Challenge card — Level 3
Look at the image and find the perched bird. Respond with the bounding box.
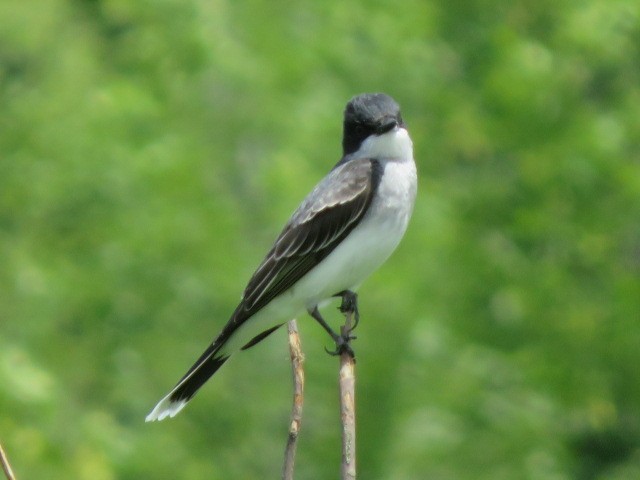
[146,93,417,421]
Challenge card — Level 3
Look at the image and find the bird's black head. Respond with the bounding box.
[342,93,404,156]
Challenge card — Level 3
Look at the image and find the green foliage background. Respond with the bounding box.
[1,0,639,478]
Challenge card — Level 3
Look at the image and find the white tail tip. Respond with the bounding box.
[145,397,188,422]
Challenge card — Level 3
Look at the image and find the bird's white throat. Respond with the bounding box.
[356,127,413,162]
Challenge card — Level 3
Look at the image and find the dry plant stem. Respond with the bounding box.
[282,319,305,480]
[339,312,356,480]
[0,443,16,480]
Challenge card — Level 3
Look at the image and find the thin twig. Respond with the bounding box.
[339,312,356,480]
[282,319,305,480]
[0,442,17,480]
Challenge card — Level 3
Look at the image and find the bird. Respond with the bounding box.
[146,92,417,421]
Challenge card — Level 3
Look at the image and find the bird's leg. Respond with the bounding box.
[308,306,355,358]
[335,290,360,331]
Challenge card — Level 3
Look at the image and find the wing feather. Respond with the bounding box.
[238,157,380,317]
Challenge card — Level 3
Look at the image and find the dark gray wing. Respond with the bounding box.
[234,157,382,321]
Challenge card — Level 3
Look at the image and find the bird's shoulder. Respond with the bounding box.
[288,156,382,227]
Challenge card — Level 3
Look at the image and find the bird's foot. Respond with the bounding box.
[324,330,357,358]
[309,304,357,359]
[336,290,360,330]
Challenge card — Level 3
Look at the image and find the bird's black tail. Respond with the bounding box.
[146,343,229,422]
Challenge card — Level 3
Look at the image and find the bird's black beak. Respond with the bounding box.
[376,117,398,135]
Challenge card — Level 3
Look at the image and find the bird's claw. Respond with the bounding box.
[324,332,357,358]
[338,290,360,330]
